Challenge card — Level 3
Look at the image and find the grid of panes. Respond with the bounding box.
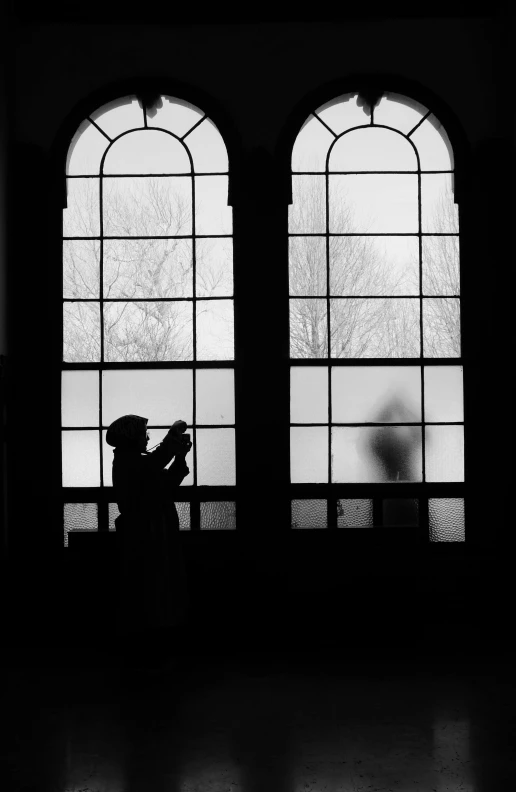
[289,93,464,540]
[62,96,236,542]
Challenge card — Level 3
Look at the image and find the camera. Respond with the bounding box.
[182,433,191,445]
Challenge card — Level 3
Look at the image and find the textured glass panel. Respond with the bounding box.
[424,366,463,422]
[315,94,367,135]
[63,178,100,237]
[289,175,326,234]
[410,115,453,171]
[196,238,233,297]
[423,298,461,358]
[429,498,465,542]
[200,502,236,530]
[67,120,109,175]
[176,502,191,531]
[103,130,191,174]
[291,115,334,172]
[102,369,193,426]
[329,175,418,234]
[330,235,419,296]
[103,238,193,299]
[290,298,327,358]
[184,119,228,173]
[104,427,194,487]
[196,369,234,425]
[62,371,99,427]
[196,300,234,360]
[382,499,419,527]
[291,499,327,529]
[337,499,373,528]
[330,298,420,358]
[62,430,100,487]
[63,302,101,363]
[329,128,417,172]
[421,174,458,233]
[108,502,120,531]
[146,96,204,137]
[289,236,327,297]
[63,240,100,299]
[195,176,232,235]
[90,96,144,138]
[422,235,460,296]
[332,426,423,483]
[196,428,235,485]
[104,301,193,362]
[332,367,421,423]
[64,503,98,547]
[291,367,328,423]
[103,177,192,237]
[290,427,328,483]
[374,94,428,135]
[425,425,464,482]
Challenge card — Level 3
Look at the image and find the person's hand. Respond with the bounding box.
[170,419,187,437]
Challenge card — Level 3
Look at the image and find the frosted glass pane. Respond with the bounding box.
[176,502,191,530]
[291,115,334,172]
[62,371,99,427]
[332,367,421,423]
[63,240,100,299]
[429,498,465,542]
[330,236,419,296]
[108,502,120,531]
[290,299,327,359]
[290,427,328,483]
[329,128,417,172]
[90,96,144,138]
[62,430,100,486]
[337,499,373,528]
[197,428,235,485]
[329,175,418,234]
[291,500,327,529]
[330,298,420,358]
[185,119,228,173]
[103,177,192,237]
[424,366,463,422]
[315,94,367,135]
[289,236,327,296]
[289,175,326,234]
[196,238,233,297]
[196,369,234,424]
[382,499,419,527]
[200,502,236,530]
[102,369,193,426]
[421,174,458,233]
[64,503,98,547]
[63,302,100,363]
[103,239,193,299]
[425,425,464,482]
[422,235,460,296]
[291,367,328,423]
[195,176,232,235]
[63,178,100,237]
[423,298,461,358]
[410,115,453,171]
[332,426,422,483]
[103,130,190,174]
[67,120,109,175]
[374,94,428,135]
[104,301,193,362]
[196,300,234,360]
[147,96,204,138]
[104,427,194,487]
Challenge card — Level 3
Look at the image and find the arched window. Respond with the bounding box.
[289,92,464,540]
[61,95,235,544]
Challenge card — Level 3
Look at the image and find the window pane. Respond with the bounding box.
[67,120,109,176]
[103,427,194,487]
[374,94,428,135]
[62,371,99,427]
[329,127,417,172]
[90,96,144,138]
[425,425,464,482]
[108,502,120,531]
[290,427,328,483]
[330,298,420,358]
[330,236,419,296]
[63,240,100,299]
[185,119,229,173]
[194,176,232,235]
[103,239,193,299]
[102,369,193,426]
[422,236,459,296]
[382,499,419,527]
[332,366,421,423]
[196,300,234,360]
[291,115,334,172]
[410,115,453,171]
[429,498,465,541]
[196,238,233,297]
[63,302,101,362]
[337,499,373,528]
[196,369,234,425]
[423,298,461,357]
[146,96,204,138]
[332,426,423,483]
[289,236,327,296]
[104,301,193,362]
[290,299,327,358]
[63,178,100,237]
[291,367,328,423]
[64,503,98,547]
[196,428,235,485]
[424,366,463,422]
[289,175,326,234]
[200,502,236,530]
[62,430,100,486]
[421,174,458,233]
[315,94,367,135]
[103,177,192,237]
[103,130,191,174]
[329,175,418,234]
[176,502,191,531]
[291,499,327,528]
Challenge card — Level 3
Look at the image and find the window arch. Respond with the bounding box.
[289,91,464,540]
[61,94,236,544]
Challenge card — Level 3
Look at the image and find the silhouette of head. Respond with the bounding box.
[106,414,149,452]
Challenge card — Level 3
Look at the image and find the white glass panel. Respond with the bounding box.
[290,427,328,483]
[424,366,463,422]
[330,235,419,296]
[330,298,420,358]
[332,426,423,483]
[291,115,334,172]
[63,240,100,299]
[63,178,100,237]
[291,367,328,423]
[421,173,458,233]
[184,119,228,172]
[329,127,417,172]
[103,130,191,174]
[62,371,99,427]
[429,498,465,542]
[63,302,100,363]
[64,503,98,546]
[67,120,109,175]
[90,96,144,139]
[103,177,192,237]
[291,499,327,529]
[196,428,235,485]
[423,298,461,358]
[196,369,234,424]
[196,238,233,297]
[147,96,204,138]
[425,425,464,482]
[103,239,193,299]
[195,176,232,235]
[102,369,193,426]
[410,115,453,171]
[62,430,100,486]
[290,298,327,358]
[104,301,193,362]
[374,93,428,135]
[315,94,367,135]
[329,175,418,234]
[196,300,234,360]
[289,175,326,234]
[103,427,194,487]
[289,236,326,296]
[332,367,421,423]
[422,235,460,296]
